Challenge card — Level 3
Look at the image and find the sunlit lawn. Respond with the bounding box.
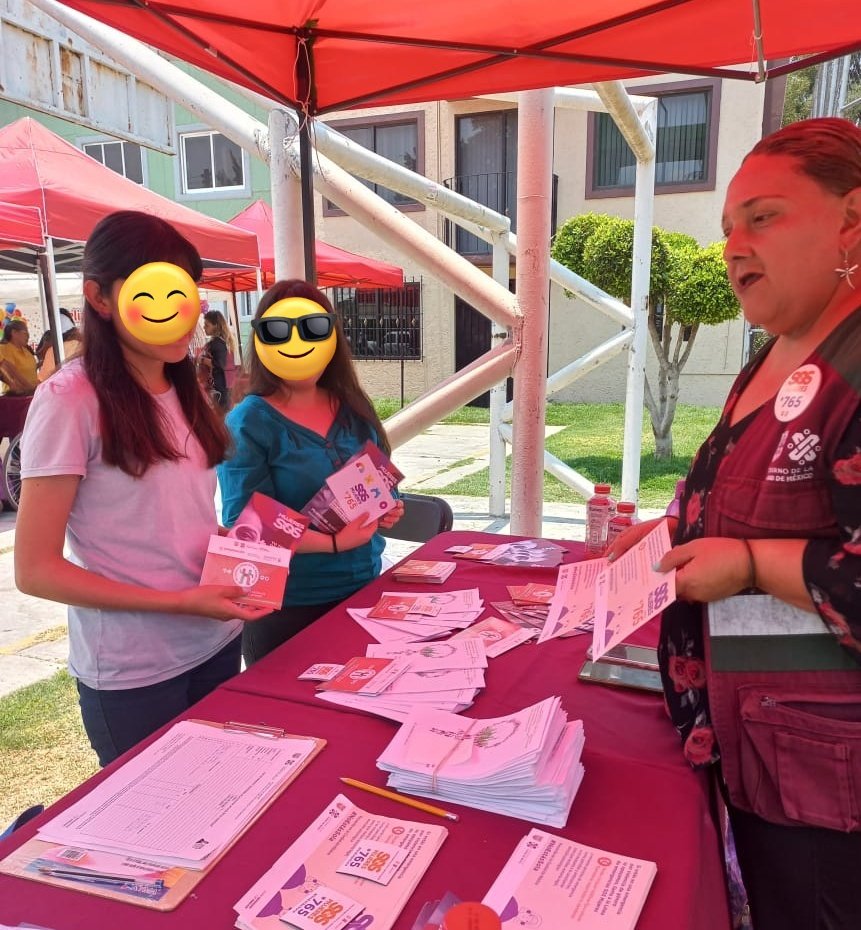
[378,401,718,508]
[0,671,98,829]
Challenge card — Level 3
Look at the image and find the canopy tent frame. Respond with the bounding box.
[32,0,660,531]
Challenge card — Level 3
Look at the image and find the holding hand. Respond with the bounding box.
[653,537,753,603]
[175,585,274,622]
[378,498,405,530]
[334,514,380,551]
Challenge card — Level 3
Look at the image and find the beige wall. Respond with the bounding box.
[314,77,766,407]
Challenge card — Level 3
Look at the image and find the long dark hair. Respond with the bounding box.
[81,210,229,476]
[242,279,390,455]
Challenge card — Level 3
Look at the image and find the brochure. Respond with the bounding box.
[592,521,675,661]
[201,492,309,608]
[391,560,457,584]
[303,441,403,532]
[483,829,656,929]
[200,536,292,609]
[228,492,310,550]
[233,795,447,930]
[537,560,607,644]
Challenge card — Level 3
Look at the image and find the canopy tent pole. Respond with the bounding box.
[269,108,305,280]
[488,236,510,518]
[229,281,243,358]
[620,97,657,504]
[39,238,65,366]
[510,88,554,537]
[296,34,317,285]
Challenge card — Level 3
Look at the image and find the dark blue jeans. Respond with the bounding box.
[76,635,242,767]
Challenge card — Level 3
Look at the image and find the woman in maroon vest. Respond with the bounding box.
[610,118,861,929]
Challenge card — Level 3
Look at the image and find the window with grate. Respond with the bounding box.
[82,140,144,183]
[331,281,422,360]
[588,80,721,197]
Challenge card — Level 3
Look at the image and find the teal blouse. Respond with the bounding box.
[218,394,385,607]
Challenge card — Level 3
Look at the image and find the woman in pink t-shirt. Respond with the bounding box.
[16,211,266,766]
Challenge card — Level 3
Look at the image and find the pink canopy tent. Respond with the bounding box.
[201,200,403,291]
[0,201,44,252]
[0,118,258,270]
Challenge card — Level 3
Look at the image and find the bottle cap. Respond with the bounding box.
[441,902,502,930]
[617,501,636,513]
[594,483,612,495]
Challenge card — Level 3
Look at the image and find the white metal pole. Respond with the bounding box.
[269,109,305,280]
[385,340,517,448]
[308,152,518,330]
[488,236,510,517]
[41,238,65,363]
[621,99,658,503]
[510,88,554,537]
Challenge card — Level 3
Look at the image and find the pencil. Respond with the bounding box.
[340,777,460,822]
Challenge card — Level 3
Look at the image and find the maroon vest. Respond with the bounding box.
[703,309,861,830]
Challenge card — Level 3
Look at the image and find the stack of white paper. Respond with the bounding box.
[317,639,488,723]
[348,588,485,643]
[34,721,320,870]
[376,697,585,828]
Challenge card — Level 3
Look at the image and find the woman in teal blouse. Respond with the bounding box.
[218,280,403,664]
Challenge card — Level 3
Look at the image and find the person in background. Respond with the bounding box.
[38,308,82,381]
[608,117,861,930]
[0,319,37,395]
[197,309,234,411]
[218,279,404,665]
[15,210,267,767]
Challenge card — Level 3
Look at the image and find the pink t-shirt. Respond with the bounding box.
[21,359,240,689]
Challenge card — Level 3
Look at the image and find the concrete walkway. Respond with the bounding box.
[0,423,660,697]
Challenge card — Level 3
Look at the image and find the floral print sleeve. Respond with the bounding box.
[803,404,861,657]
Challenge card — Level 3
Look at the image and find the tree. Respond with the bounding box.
[551,214,740,458]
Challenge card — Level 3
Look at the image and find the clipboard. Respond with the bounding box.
[0,718,326,911]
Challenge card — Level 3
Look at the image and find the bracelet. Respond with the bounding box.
[741,538,757,589]
[331,533,338,554]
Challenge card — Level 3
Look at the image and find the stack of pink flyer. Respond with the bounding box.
[314,639,488,723]
[347,588,485,643]
[376,696,584,827]
[483,829,656,929]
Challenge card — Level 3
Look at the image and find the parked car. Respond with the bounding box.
[382,331,414,357]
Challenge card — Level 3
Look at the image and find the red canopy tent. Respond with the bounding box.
[51,0,861,115]
[201,200,403,291]
[0,117,258,270]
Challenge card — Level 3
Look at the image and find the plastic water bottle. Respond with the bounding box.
[606,501,637,547]
[666,479,686,519]
[441,902,502,930]
[584,482,613,558]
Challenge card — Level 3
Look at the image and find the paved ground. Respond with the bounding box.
[0,423,661,698]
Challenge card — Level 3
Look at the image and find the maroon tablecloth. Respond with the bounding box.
[0,531,730,929]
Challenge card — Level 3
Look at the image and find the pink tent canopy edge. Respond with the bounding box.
[201,200,404,291]
[0,118,258,268]
[0,201,44,250]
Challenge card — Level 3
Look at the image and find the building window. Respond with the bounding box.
[587,79,721,197]
[180,130,245,192]
[82,140,144,183]
[331,281,422,360]
[324,113,424,213]
[447,110,518,256]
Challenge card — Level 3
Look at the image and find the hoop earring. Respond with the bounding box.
[835,250,858,290]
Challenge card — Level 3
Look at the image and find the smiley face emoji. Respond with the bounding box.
[117,262,201,345]
[252,297,337,382]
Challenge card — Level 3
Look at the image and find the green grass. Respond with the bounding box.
[375,401,719,508]
[0,671,98,827]
[376,398,492,424]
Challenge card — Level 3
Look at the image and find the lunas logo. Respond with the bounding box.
[233,562,260,587]
[787,430,821,464]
